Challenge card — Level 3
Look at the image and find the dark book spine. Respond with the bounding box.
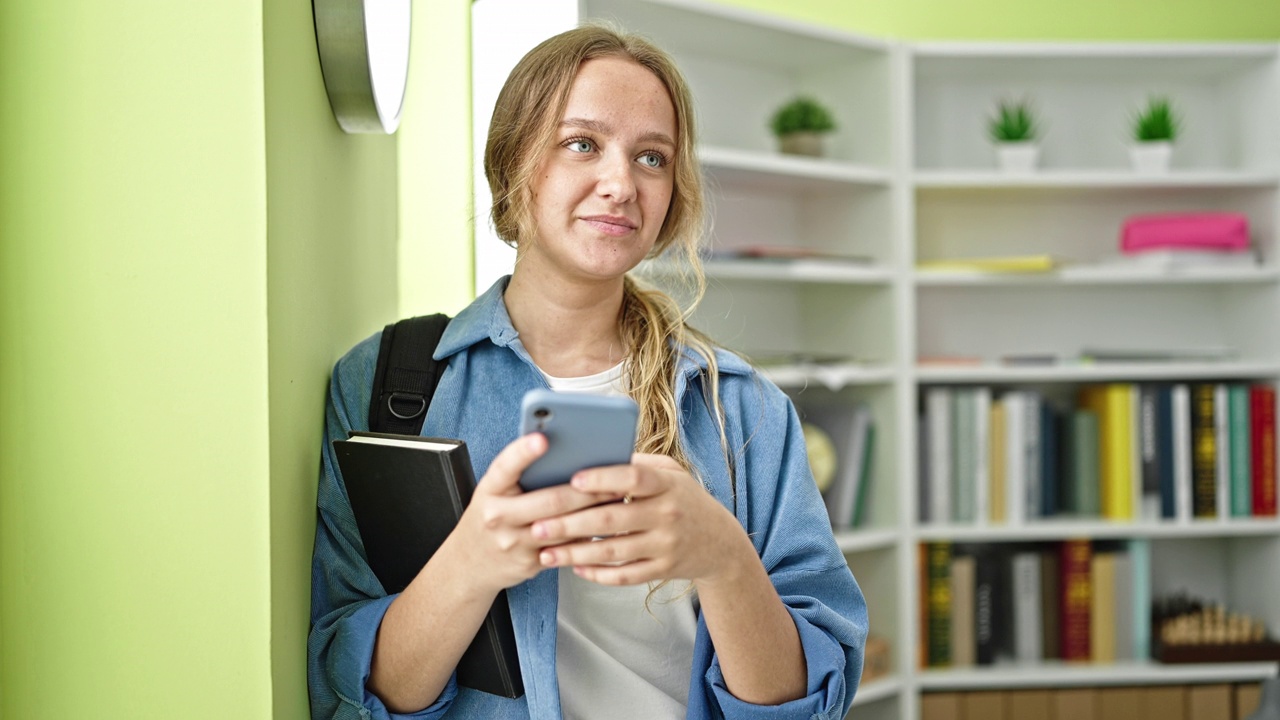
[1041,402,1060,517]
[1040,549,1061,660]
[1253,385,1277,516]
[1060,539,1092,662]
[1155,386,1176,519]
[1139,385,1161,518]
[927,542,953,667]
[1191,384,1218,518]
[974,547,997,666]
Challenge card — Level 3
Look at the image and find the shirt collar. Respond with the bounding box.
[434,274,752,379]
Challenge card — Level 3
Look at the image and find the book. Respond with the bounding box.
[1111,551,1134,661]
[1040,549,1061,660]
[1138,385,1164,520]
[1012,551,1043,663]
[1090,551,1117,663]
[951,390,977,524]
[1078,385,1135,520]
[1067,410,1101,518]
[989,400,1008,524]
[950,553,976,667]
[918,412,931,523]
[1130,539,1152,661]
[973,387,993,525]
[1060,539,1092,662]
[1191,384,1219,518]
[927,541,953,667]
[1215,384,1232,520]
[1252,384,1277,516]
[1172,384,1194,522]
[1040,400,1061,518]
[1024,392,1043,521]
[809,404,874,528]
[1004,392,1028,525]
[973,545,1008,665]
[926,388,953,524]
[1154,385,1177,520]
[1228,384,1253,517]
[916,254,1057,273]
[332,432,524,698]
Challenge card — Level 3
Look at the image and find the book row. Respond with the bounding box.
[802,403,875,530]
[918,382,1279,525]
[921,683,1266,720]
[920,539,1151,668]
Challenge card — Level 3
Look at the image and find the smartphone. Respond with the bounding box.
[517,388,639,492]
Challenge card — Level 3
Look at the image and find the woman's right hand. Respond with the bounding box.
[447,432,620,595]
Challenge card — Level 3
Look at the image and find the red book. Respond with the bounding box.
[1252,385,1277,516]
[1059,539,1092,662]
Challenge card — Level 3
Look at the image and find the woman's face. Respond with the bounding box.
[522,56,677,285]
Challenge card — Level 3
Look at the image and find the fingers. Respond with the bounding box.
[477,433,548,497]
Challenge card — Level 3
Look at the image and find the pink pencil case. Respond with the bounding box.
[1120,212,1251,253]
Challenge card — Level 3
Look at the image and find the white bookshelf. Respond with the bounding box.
[472,3,1280,719]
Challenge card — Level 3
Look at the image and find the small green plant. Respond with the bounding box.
[769,96,837,136]
[987,99,1039,142]
[1132,96,1180,142]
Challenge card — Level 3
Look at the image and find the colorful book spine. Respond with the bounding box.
[1040,401,1061,518]
[927,542,953,667]
[1229,383,1253,518]
[1040,549,1061,661]
[1068,410,1101,517]
[1191,384,1218,518]
[1253,384,1277,516]
[1130,539,1151,661]
[1060,539,1092,662]
[1078,384,1135,519]
[1154,385,1177,520]
[989,400,1008,523]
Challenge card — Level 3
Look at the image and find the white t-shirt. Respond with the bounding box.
[538,362,698,720]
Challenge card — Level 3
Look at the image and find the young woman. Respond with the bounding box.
[308,25,867,720]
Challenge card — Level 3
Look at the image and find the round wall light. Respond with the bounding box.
[313,0,411,134]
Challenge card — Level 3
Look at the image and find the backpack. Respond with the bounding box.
[367,313,451,435]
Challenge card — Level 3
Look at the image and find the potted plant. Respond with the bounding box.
[770,96,837,157]
[1130,96,1180,173]
[988,98,1041,172]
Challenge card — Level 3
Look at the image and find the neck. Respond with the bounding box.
[504,268,628,378]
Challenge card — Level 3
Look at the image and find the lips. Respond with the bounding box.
[581,214,637,236]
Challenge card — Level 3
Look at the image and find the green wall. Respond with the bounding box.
[0,1,273,717]
[720,0,1280,39]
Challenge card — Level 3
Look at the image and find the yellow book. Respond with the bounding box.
[989,400,1007,523]
[1078,384,1135,519]
[916,255,1057,273]
[1091,552,1117,663]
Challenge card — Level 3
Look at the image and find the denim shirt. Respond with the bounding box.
[308,277,868,720]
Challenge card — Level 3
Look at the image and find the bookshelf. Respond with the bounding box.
[471,2,1280,719]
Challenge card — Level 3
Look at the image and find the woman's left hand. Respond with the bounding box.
[529,453,752,587]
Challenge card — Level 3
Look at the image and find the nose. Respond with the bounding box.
[596,150,636,203]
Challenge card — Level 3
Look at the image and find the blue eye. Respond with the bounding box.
[566,139,594,153]
[639,151,666,168]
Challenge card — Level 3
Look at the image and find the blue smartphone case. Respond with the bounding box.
[518,389,639,491]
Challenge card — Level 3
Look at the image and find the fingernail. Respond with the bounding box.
[540,551,556,566]
[526,434,542,450]
[571,474,586,489]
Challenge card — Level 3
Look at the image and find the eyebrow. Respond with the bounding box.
[561,117,676,148]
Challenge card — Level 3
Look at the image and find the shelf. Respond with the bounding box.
[762,362,896,391]
[915,361,1280,384]
[913,170,1280,190]
[704,259,894,285]
[835,527,901,554]
[917,660,1279,690]
[851,675,902,707]
[915,518,1280,543]
[701,145,892,191]
[915,265,1280,287]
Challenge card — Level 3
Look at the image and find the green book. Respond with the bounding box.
[1229,384,1253,517]
[1069,410,1101,517]
[927,541,953,667]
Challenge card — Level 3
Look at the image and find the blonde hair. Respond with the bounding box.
[484,25,735,496]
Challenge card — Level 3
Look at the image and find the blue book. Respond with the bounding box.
[1040,401,1060,517]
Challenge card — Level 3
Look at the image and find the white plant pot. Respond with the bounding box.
[995,143,1040,173]
[1130,142,1173,173]
[778,131,825,157]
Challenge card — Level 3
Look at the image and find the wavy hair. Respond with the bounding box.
[484,25,736,517]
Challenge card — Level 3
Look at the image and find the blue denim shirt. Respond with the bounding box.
[308,277,868,720]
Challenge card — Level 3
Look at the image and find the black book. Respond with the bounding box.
[332,431,523,698]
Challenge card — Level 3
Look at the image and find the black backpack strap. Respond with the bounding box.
[368,313,451,436]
